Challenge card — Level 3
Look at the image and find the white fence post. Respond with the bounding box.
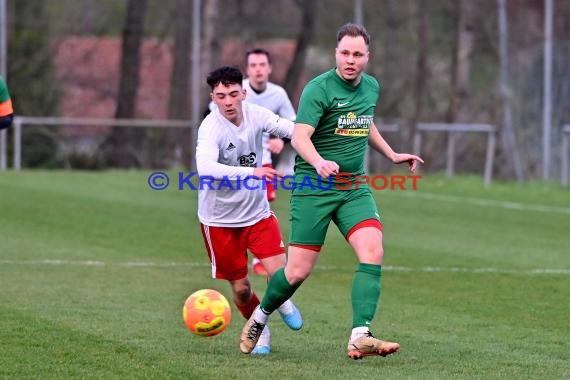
[446,132,457,178]
[484,131,496,188]
[562,125,570,186]
[10,116,196,170]
[0,127,5,170]
[13,116,21,170]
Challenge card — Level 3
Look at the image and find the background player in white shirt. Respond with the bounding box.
[243,48,297,276]
[196,66,302,355]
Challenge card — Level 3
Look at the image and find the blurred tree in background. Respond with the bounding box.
[4,0,570,179]
[8,0,59,116]
[7,0,61,168]
[103,0,148,168]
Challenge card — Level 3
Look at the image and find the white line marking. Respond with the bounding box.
[391,191,570,215]
[1,260,568,275]
[0,259,106,266]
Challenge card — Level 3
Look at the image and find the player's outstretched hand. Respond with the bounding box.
[314,159,340,179]
[253,166,285,181]
[393,153,424,173]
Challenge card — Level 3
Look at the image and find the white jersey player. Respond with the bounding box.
[197,98,292,227]
[209,49,297,201]
[195,66,303,356]
[243,48,297,276]
[243,48,296,178]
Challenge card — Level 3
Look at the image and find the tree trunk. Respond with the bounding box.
[166,0,193,168]
[447,0,474,123]
[108,0,148,168]
[237,0,257,47]
[409,0,429,150]
[115,0,147,119]
[202,0,221,87]
[283,0,319,98]
[8,1,59,117]
[497,0,524,180]
[201,0,221,118]
[169,0,192,121]
[383,0,399,91]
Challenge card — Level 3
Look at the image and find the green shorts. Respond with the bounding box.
[289,188,381,246]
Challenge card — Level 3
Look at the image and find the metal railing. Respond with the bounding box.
[413,123,497,187]
[562,125,570,186]
[1,116,398,172]
[0,116,196,171]
[5,119,567,186]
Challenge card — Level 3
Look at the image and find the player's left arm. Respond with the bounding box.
[263,111,294,140]
[268,90,296,146]
[368,121,424,172]
[267,137,284,154]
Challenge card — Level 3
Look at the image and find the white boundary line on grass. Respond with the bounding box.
[1,259,569,275]
[393,191,570,215]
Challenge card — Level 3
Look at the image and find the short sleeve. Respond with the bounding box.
[295,81,327,128]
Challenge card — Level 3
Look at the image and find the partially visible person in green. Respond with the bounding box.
[240,23,424,360]
[0,76,14,130]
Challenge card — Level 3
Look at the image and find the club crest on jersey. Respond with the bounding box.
[335,113,373,136]
[238,152,257,167]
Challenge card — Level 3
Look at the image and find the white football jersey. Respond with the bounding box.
[196,102,294,227]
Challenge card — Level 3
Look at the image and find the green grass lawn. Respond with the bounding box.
[1,170,569,379]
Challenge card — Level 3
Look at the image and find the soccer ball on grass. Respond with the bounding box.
[183,289,231,337]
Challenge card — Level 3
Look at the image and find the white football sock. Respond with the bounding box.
[253,306,269,324]
[350,326,370,342]
[277,299,293,315]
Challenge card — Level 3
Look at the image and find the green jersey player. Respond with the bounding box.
[240,23,423,359]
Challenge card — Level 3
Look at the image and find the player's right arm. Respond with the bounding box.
[270,88,296,147]
[291,123,339,178]
[291,79,338,178]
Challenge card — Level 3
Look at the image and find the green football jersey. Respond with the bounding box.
[293,69,380,193]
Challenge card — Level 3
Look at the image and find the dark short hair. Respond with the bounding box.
[246,48,272,65]
[336,23,370,46]
[206,66,243,90]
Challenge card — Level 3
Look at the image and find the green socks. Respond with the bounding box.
[259,263,381,327]
[351,263,382,328]
[260,268,301,314]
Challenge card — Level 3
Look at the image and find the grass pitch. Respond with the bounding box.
[1,170,569,379]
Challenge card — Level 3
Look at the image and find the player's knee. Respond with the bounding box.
[230,282,252,304]
[375,245,384,258]
[358,245,384,263]
[285,266,311,285]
